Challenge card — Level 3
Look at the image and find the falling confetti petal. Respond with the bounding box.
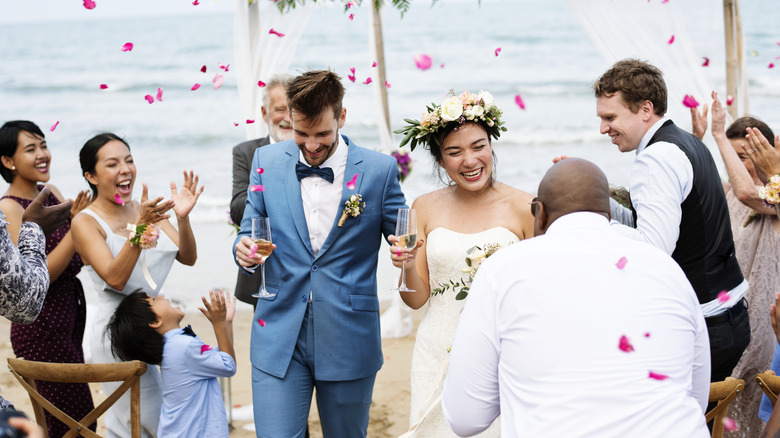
[648,371,669,381]
[219,63,230,72]
[200,65,207,73]
[114,194,125,205]
[233,123,239,127]
[515,94,526,110]
[100,84,108,89]
[717,291,730,303]
[192,0,199,4]
[385,81,391,88]
[250,185,265,192]
[121,42,133,52]
[682,95,699,108]
[144,94,154,104]
[256,168,264,174]
[213,74,224,90]
[495,47,502,57]
[618,335,634,353]
[83,0,96,9]
[246,119,255,124]
[440,64,445,68]
[346,174,358,190]
[156,87,163,102]
[667,35,675,44]
[200,345,212,354]
[769,62,776,69]
[661,0,669,3]
[249,244,258,258]
[726,95,734,106]
[257,317,267,327]
[350,67,356,75]
[723,417,738,432]
[702,57,710,67]
[258,80,266,87]
[191,83,201,91]
[269,28,285,38]
[644,332,651,338]
[413,54,433,71]
[49,121,59,132]
[363,77,373,85]
[348,75,356,83]
[348,13,354,21]
[615,256,628,269]
[372,61,377,67]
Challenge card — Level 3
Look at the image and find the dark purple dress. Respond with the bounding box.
[3,186,95,437]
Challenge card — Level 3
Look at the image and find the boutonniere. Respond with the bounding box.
[338,194,365,227]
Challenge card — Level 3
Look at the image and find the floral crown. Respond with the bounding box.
[395,90,507,151]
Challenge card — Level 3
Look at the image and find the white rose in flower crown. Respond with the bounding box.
[440,96,464,122]
[479,90,495,110]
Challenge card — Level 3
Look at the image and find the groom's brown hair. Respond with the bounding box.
[287,70,345,123]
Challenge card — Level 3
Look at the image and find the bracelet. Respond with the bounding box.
[126,223,160,250]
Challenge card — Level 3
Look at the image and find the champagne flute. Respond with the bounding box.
[393,208,417,292]
[251,217,275,298]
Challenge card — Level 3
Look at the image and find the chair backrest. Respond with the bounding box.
[706,377,745,438]
[756,370,780,407]
[7,358,147,438]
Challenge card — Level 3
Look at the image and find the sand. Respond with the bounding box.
[0,306,425,437]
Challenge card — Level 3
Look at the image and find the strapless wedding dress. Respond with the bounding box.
[403,227,519,437]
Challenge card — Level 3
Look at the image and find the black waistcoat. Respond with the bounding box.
[642,120,743,304]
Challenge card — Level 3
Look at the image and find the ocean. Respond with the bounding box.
[0,0,777,309]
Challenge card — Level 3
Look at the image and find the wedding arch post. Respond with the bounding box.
[722,0,747,119]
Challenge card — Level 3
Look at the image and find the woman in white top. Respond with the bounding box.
[71,133,203,438]
[389,91,535,436]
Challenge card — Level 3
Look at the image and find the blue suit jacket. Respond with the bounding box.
[233,135,407,381]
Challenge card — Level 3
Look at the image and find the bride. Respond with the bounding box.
[390,90,535,436]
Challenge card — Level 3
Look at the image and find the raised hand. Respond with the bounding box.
[708,91,726,137]
[70,190,92,219]
[199,288,227,325]
[171,170,204,219]
[135,183,174,225]
[22,187,72,235]
[691,96,710,140]
[744,127,780,183]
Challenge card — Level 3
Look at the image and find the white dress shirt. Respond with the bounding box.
[442,213,711,438]
[611,118,747,316]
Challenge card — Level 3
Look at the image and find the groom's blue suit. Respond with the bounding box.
[234,134,406,437]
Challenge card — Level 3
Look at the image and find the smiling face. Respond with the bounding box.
[147,294,184,331]
[438,122,494,191]
[596,92,655,153]
[85,140,136,204]
[4,130,51,184]
[292,107,346,167]
[262,85,293,143]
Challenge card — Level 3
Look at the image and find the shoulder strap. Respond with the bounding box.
[81,208,114,236]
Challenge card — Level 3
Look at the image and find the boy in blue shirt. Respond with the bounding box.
[108,289,237,437]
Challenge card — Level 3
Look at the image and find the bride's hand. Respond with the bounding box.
[135,183,174,225]
[388,234,423,269]
[171,170,204,219]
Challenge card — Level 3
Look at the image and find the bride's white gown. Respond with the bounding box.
[404,227,519,437]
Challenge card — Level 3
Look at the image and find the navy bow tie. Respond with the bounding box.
[181,325,196,337]
[296,161,334,183]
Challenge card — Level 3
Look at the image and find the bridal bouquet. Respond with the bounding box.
[432,242,503,300]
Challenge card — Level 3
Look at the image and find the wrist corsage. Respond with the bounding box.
[127,223,160,250]
[338,194,365,227]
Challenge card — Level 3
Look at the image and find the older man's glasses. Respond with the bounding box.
[530,197,543,216]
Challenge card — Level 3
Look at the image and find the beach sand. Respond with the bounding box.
[0,306,424,437]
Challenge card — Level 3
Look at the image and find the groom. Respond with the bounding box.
[233,70,407,437]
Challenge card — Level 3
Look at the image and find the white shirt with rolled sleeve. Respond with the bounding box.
[442,212,710,438]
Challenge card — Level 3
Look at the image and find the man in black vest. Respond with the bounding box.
[594,59,749,383]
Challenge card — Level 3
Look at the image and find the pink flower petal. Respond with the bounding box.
[49,121,59,132]
[770,62,776,69]
[644,332,651,338]
[99,84,108,89]
[618,335,634,353]
[667,35,675,45]
[515,94,526,110]
[200,65,207,73]
[233,123,239,127]
[726,95,734,106]
[213,74,223,90]
[258,80,266,87]
[191,83,201,91]
[363,77,373,85]
[682,95,699,108]
[256,168,264,174]
[661,0,669,3]
[246,119,255,124]
[156,87,163,102]
[114,193,125,205]
[192,0,200,5]
[219,63,230,72]
[372,61,377,67]
[144,94,154,104]
[348,75,356,83]
[615,256,628,269]
[385,81,391,88]
[702,57,710,67]
[648,371,669,380]
[440,64,445,68]
[121,42,133,52]
[200,344,212,354]
[346,173,358,190]
[249,244,258,258]
[269,28,285,38]
[495,47,502,57]
[723,417,738,432]
[250,185,265,192]
[717,291,730,303]
[350,67,356,75]
[348,13,354,21]
[83,0,96,9]
[257,317,267,327]
[413,54,432,71]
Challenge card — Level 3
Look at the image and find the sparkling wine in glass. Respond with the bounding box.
[393,208,417,293]
[251,217,275,298]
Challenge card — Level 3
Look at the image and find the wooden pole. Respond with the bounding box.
[372,1,391,133]
[723,0,739,119]
[734,0,747,115]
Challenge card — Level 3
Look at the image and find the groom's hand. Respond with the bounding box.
[388,234,423,270]
[236,235,264,268]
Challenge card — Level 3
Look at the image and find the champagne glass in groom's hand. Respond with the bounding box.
[251,217,275,298]
[393,208,417,293]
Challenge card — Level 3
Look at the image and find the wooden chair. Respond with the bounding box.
[706,377,745,438]
[7,358,147,438]
[756,369,780,407]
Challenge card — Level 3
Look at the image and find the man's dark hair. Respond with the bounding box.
[0,120,45,183]
[726,116,775,146]
[593,59,668,117]
[108,292,164,365]
[286,70,345,123]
